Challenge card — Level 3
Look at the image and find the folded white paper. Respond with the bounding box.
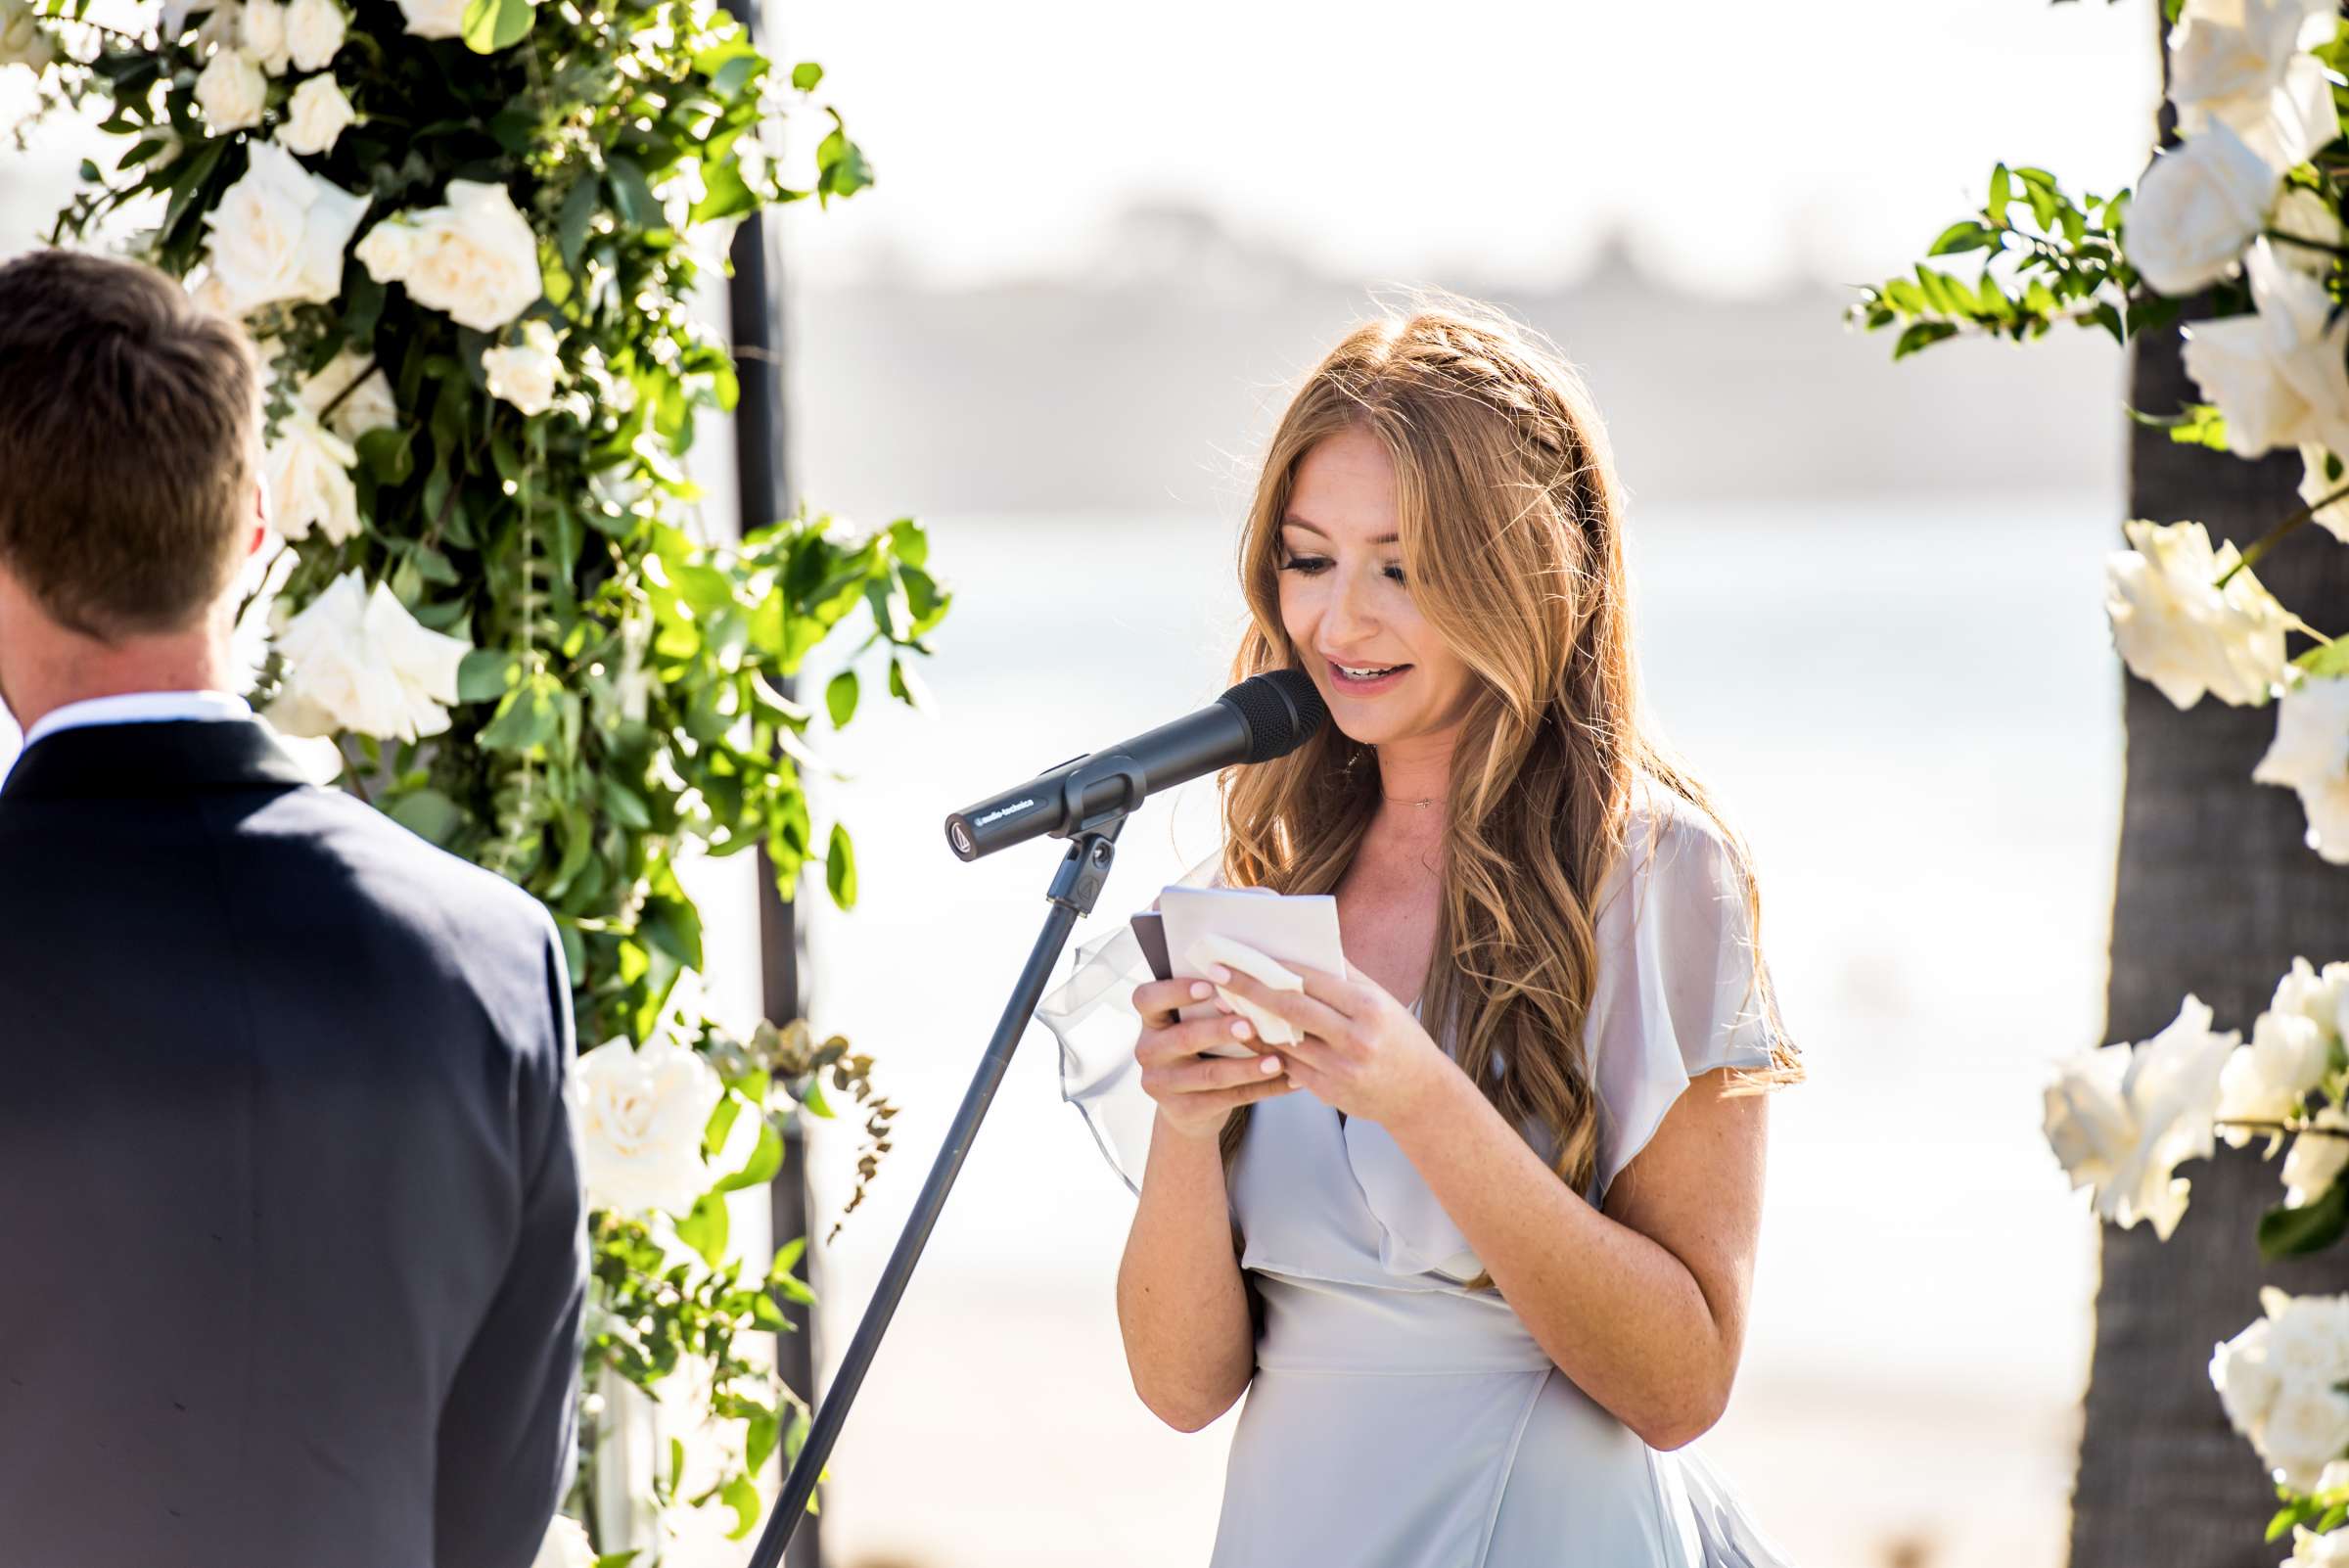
[1183,932,1306,1047]
[1157,884,1347,1059]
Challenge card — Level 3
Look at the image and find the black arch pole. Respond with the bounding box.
[747,824,1130,1568]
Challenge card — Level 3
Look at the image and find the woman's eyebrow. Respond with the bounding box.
[1281,514,1400,545]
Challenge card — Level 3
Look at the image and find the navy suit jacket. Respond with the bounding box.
[0,717,586,1568]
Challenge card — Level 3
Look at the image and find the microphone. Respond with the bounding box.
[945,669,1328,861]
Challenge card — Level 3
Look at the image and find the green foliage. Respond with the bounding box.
[2258,1178,2349,1263]
[36,0,942,1545]
[1849,161,2169,354]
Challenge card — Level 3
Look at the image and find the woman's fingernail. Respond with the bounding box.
[1189,981,1214,999]
[1205,963,1231,984]
[1259,1054,1281,1075]
[1231,1018,1253,1039]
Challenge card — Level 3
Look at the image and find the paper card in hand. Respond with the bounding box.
[1156,884,1346,1059]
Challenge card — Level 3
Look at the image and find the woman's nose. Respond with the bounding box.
[1321,564,1381,645]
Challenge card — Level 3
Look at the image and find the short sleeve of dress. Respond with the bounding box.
[1035,848,1224,1195]
[1586,792,1785,1210]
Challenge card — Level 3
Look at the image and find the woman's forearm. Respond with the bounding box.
[1115,1109,1257,1432]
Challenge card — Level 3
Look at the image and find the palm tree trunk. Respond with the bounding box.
[2067,9,2349,1565]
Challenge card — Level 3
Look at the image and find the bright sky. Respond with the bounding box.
[776,0,2163,296]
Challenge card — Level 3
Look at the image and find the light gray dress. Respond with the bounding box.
[1037,783,1800,1567]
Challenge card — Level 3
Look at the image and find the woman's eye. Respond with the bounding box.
[1278,555,1333,576]
[1384,564,1407,585]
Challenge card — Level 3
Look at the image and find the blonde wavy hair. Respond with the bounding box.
[1214,294,1803,1288]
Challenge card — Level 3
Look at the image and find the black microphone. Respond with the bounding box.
[945,669,1328,861]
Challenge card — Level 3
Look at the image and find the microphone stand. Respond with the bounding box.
[750,760,1145,1568]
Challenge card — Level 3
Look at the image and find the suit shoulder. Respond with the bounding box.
[255,785,559,948]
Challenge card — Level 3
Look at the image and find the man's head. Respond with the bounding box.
[0,249,266,715]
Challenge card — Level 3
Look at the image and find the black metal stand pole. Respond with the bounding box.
[747,823,1128,1568]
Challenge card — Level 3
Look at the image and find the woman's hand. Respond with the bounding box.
[1204,960,1455,1130]
[1130,976,1297,1143]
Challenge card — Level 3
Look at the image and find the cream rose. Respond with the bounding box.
[194,47,268,131]
[2103,518,2291,710]
[530,1515,595,1568]
[278,73,354,157]
[200,141,369,316]
[2044,994,2238,1239]
[2169,0,2340,172]
[355,179,542,332]
[393,0,465,39]
[239,0,290,72]
[2285,1107,2349,1207]
[2215,1314,2284,1438]
[2275,955,2349,1042]
[268,570,473,742]
[567,1037,726,1219]
[2217,1007,2329,1144]
[260,407,360,544]
[298,346,397,439]
[0,0,55,69]
[2125,119,2279,297]
[2255,673,2349,864]
[2285,1523,2349,1566]
[481,318,564,415]
[282,0,344,70]
[2274,186,2347,275]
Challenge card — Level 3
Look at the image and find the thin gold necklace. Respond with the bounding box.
[1380,794,1441,808]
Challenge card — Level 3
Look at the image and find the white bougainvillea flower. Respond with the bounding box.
[482,318,564,416]
[2215,1313,2283,1438]
[2256,672,2349,863]
[269,570,472,742]
[2103,518,2291,709]
[0,0,56,70]
[2284,1105,2349,1207]
[200,141,369,317]
[2215,1288,2349,1492]
[260,406,360,544]
[567,1037,725,1219]
[355,179,542,332]
[2299,444,2349,543]
[2274,186,2347,275]
[193,46,267,131]
[2044,994,2239,1239]
[2274,954,2349,1042]
[2169,0,2342,172]
[393,0,463,38]
[282,0,344,70]
[2184,238,2349,459]
[2283,1523,2349,1566]
[297,346,396,440]
[2126,118,2280,296]
[2217,1006,2330,1144]
[279,73,355,158]
[530,1514,595,1568]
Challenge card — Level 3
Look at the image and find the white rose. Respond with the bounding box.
[2275,955,2349,1043]
[200,140,369,316]
[268,570,472,742]
[2285,1107,2349,1207]
[2269,1288,2349,1379]
[356,179,541,332]
[193,47,268,132]
[260,407,360,544]
[2274,187,2346,274]
[2103,518,2291,710]
[238,0,290,73]
[481,318,564,416]
[2218,1008,2331,1144]
[567,1037,725,1219]
[530,1514,596,1568]
[278,73,354,157]
[2125,119,2279,297]
[0,0,55,69]
[2214,1314,2283,1438]
[2169,0,2340,172]
[2267,1380,2349,1492]
[2183,237,2349,459]
[2255,673,2349,864]
[394,0,465,39]
[282,0,344,70]
[2043,994,2237,1239]
[298,346,397,440]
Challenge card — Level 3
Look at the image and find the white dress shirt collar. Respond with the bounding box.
[23,690,254,750]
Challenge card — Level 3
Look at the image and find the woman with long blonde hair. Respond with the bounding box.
[1039,294,1805,1567]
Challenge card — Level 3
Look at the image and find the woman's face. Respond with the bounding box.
[1274,427,1477,748]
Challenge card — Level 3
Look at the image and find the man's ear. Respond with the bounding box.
[248,479,269,557]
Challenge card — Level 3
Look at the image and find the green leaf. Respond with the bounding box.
[478,673,563,754]
[1988,162,2012,226]
[2259,1177,2349,1262]
[356,427,414,484]
[714,1117,784,1193]
[745,1409,781,1476]
[720,1474,760,1539]
[800,1072,833,1119]
[639,895,705,971]
[675,1190,730,1268]
[704,1092,744,1158]
[1892,321,1959,360]
[459,0,534,52]
[825,822,857,909]
[2293,641,2349,677]
[607,156,661,230]
[691,160,759,225]
[558,175,599,272]
[824,669,858,726]
[790,60,823,90]
[457,649,520,703]
[386,788,465,847]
